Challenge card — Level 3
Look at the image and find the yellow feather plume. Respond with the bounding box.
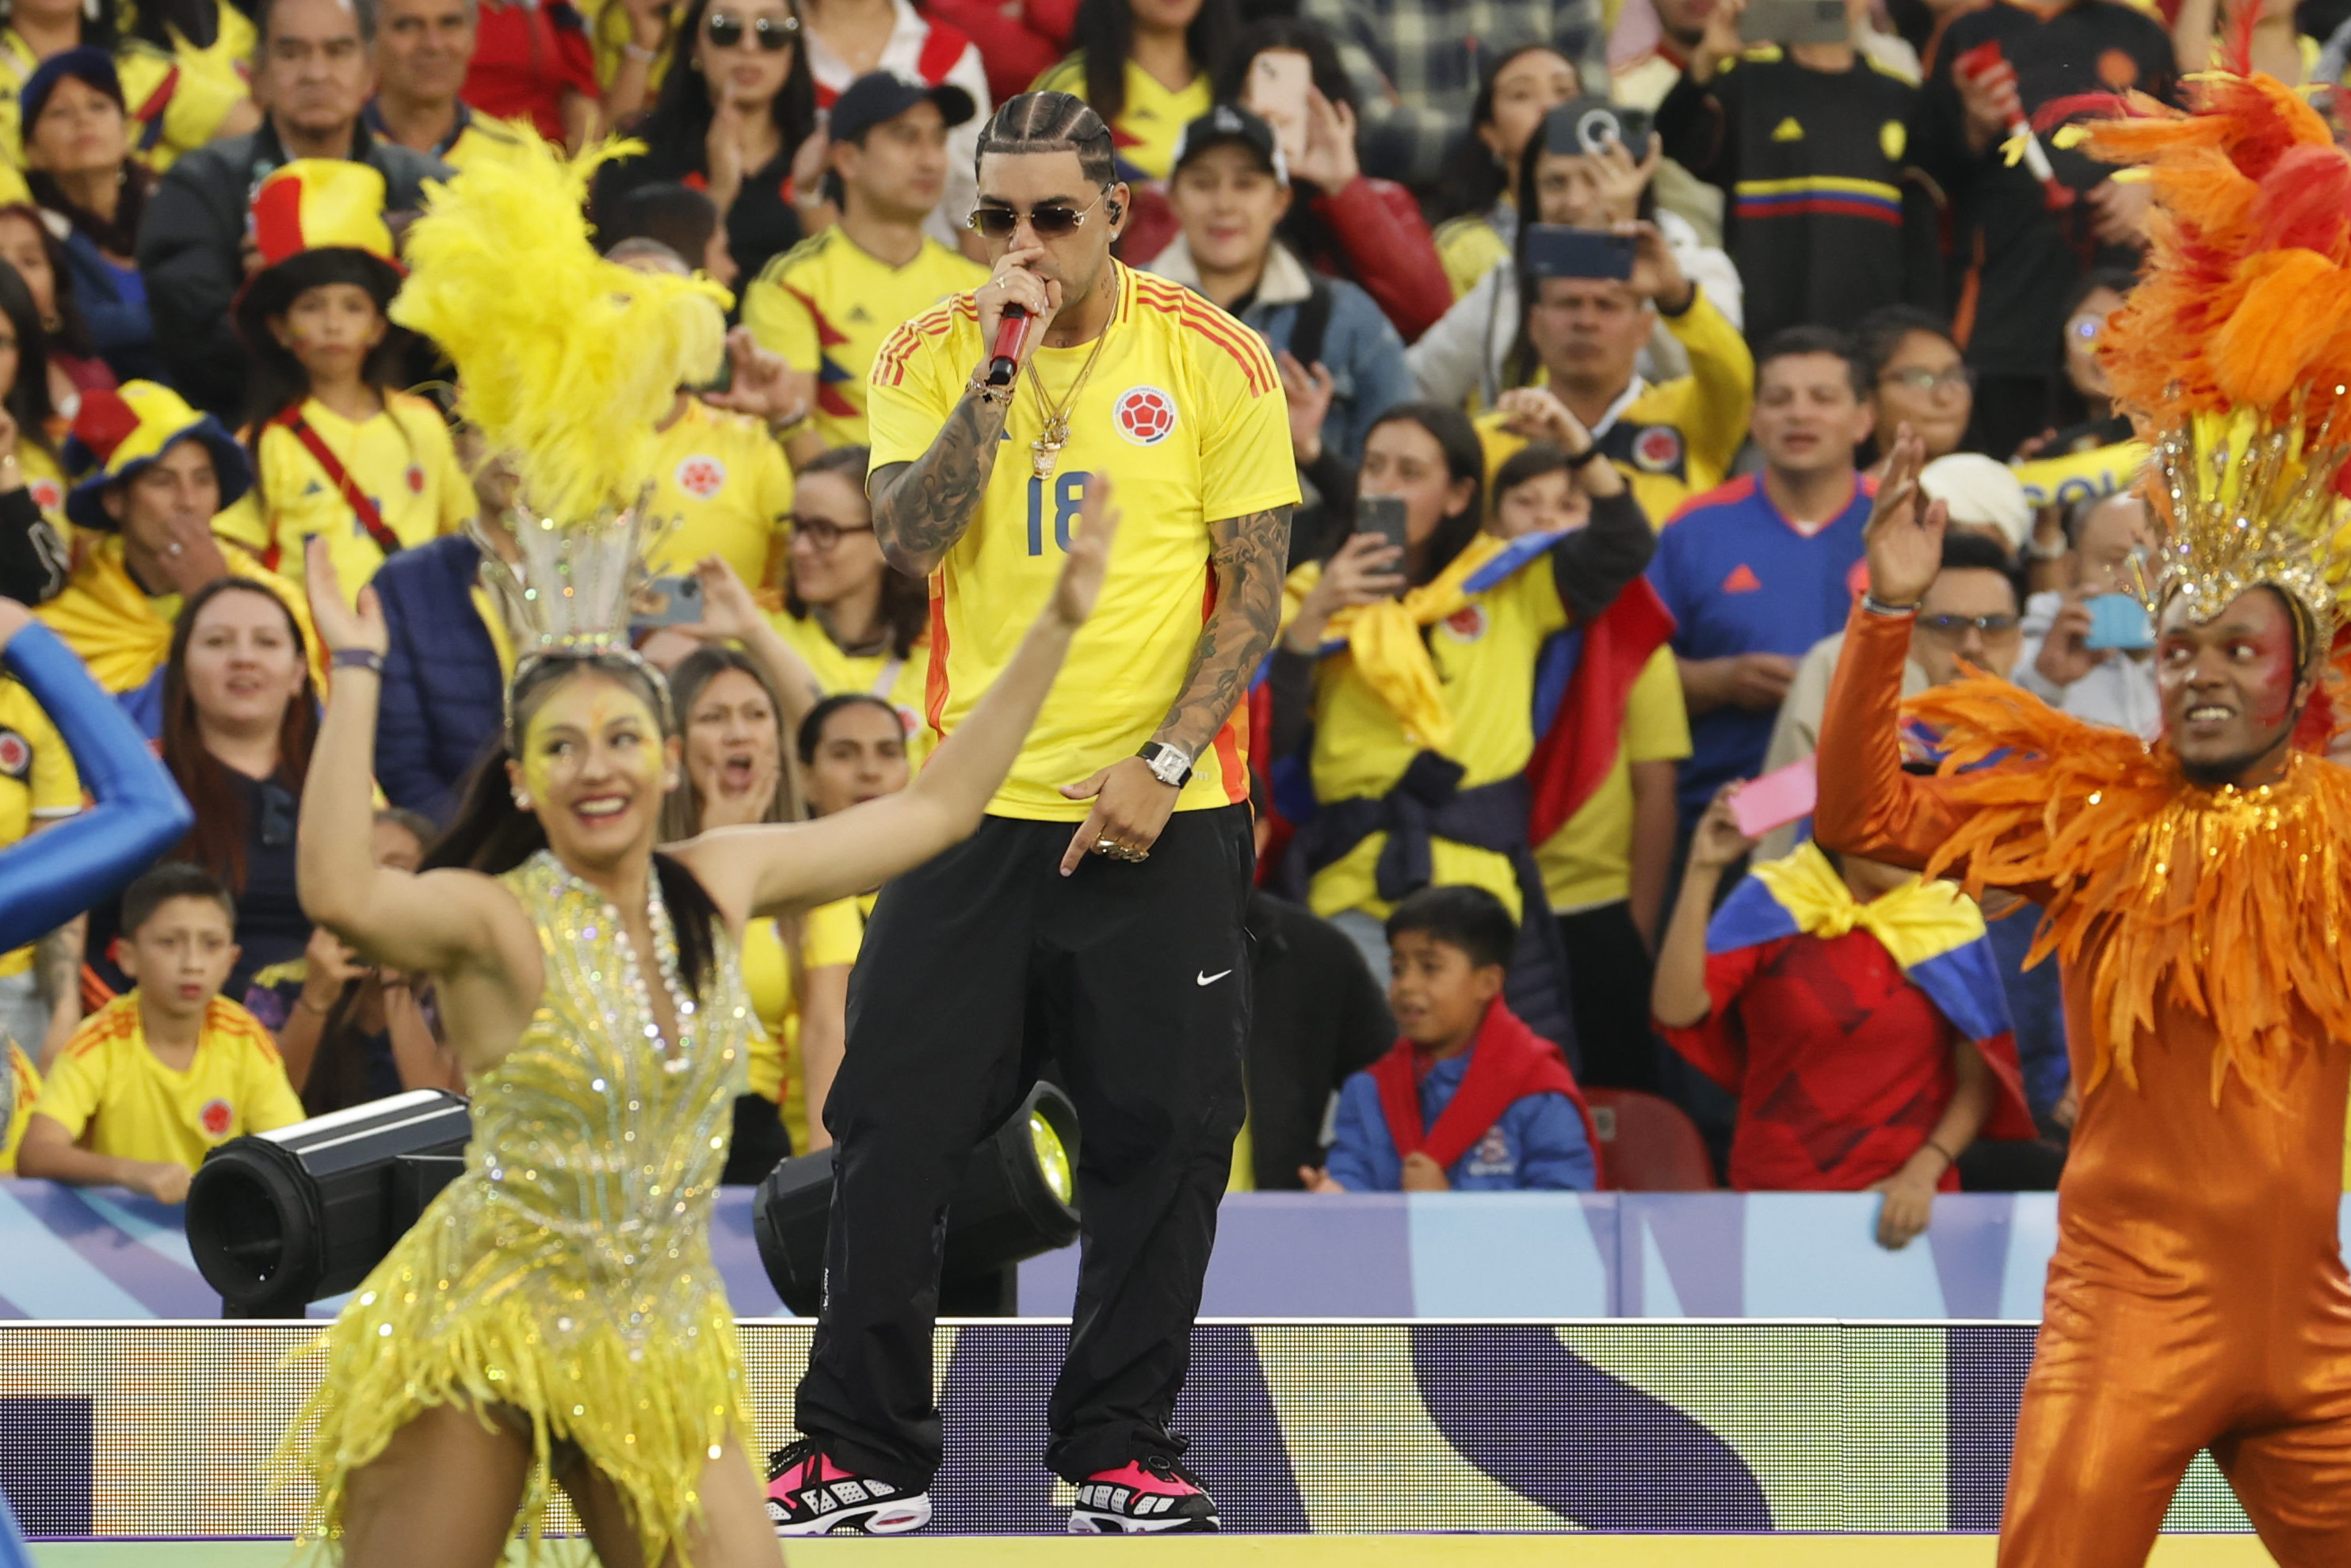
[391,138,731,524]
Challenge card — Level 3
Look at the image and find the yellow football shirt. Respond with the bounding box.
[739,896,868,1151]
[441,107,541,171]
[34,994,304,1172]
[742,227,987,450]
[111,40,251,173]
[1533,645,1691,911]
[1029,54,1212,183]
[1,1041,36,1173]
[642,397,796,589]
[768,607,933,768]
[1301,553,1571,921]
[0,676,80,980]
[217,393,473,603]
[867,262,1297,820]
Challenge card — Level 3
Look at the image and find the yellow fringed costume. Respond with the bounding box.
[279,141,754,1566]
[1815,39,2351,1568]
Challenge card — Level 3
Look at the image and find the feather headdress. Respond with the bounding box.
[2070,52,2351,642]
[391,138,730,670]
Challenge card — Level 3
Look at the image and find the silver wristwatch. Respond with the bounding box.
[1137,741,1193,789]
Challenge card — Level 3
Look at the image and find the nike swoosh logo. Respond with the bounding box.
[1196,969,1232,986]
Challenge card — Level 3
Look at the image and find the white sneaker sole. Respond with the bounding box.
[1068,1506,1219,1535]
[769,1490,933,1536]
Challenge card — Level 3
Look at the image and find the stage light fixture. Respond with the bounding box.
[754,1081,1081,1317]
[185,1089,473,1318]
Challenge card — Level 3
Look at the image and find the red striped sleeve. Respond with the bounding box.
[871,296,978,389]
[1133,278,1277,396]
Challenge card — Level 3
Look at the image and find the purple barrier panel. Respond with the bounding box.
[1019,1194,1415,1317]
[710,1189,787,1317]
[1618,1193,1748,1318]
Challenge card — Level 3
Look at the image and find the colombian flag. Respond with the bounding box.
[1704,842,2040,1142]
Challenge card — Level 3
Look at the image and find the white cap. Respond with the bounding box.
[1919,453,2031,551]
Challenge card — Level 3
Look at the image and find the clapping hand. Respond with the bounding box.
[1277,351,1336,465]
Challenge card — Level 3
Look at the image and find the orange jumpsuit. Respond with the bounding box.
[1816,603,2351,1567]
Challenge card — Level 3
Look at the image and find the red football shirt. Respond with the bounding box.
[460,0,600,145]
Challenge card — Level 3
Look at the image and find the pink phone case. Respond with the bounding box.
[1730,755,1819,840]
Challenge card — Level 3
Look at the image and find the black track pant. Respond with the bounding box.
[795,807,1252,1487]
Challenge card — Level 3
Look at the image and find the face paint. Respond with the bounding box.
[520,674,664,807]
[2250,624,2298,728]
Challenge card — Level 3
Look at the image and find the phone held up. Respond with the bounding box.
[1357,494,1409,597]
[1524,223,1636,283]
[631,574,706,631]
[1544,95,1654,164]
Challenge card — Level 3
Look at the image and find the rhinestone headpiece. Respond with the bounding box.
[475,488,676,736]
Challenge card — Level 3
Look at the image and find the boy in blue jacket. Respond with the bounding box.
[1307,886,1602,1192]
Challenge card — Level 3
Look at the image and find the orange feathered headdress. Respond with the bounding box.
[2070,57,2351,643]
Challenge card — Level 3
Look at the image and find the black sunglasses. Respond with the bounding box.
[704,10,799,51]
[967,190,1109,238]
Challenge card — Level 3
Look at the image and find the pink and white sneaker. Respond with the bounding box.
[1068,1454,1220,1534]
[765,1439,932,1536]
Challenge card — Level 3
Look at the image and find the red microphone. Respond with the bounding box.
[987,303,1032,387]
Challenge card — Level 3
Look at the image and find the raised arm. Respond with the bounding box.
[870,250,1056,576]
[1492,386,1656,622]
[676,476,1122,920]
[0,607,191,954]
[295,540,524,979]
[677,552,827,742]
[1813,428,1967,872]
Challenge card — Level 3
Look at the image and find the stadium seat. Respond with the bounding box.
[1586,1089,1718,1191]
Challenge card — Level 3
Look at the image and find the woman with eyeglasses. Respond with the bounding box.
[82,578,318,1005]
[593,0,823,284]
[2040,268,2135,459]
[767,445,929,763]
[1854,305,1972,473]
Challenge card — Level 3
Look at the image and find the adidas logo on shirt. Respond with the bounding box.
[1771,116,1803,141]
[847,305,872,322]
[1721,564,1763,593]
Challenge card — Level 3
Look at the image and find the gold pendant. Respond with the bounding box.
[1031,424,1067,480]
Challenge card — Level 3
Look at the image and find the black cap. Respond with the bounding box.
[1170,103,1288,185]
[828,71,978,144]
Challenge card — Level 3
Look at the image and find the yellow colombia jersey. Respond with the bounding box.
[641,397,795,589]
[0,675,80,980]
[1534,644,1690,911]
[216,393,474,602]
[1301,551,1571,921]
[739,896,866,1152]
[1,1040,36,1173]
[1029,54,1211,183]
[867,262,1298,821]
[742,227,987,450]
[34,994,303,1172]
[768,608,933,768]
[0,32,249,170]
[1475,286,1755,528]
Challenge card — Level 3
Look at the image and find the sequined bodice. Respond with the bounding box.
[457,851,750,1281]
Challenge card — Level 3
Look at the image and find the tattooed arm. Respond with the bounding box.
[869,386,1013,578]
[1055,505,1294,875]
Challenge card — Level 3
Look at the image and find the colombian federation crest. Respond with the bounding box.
[1114,387,1177,445]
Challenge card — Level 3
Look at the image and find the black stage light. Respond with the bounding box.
[754,1080,1080,1317]
[185,1089,473,1318]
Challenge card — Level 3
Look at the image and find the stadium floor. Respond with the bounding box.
[28,1538,2278,1566]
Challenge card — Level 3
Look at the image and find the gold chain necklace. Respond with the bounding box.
[1025,315,1113,481]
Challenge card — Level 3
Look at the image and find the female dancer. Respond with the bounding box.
[286,471,1117,1566]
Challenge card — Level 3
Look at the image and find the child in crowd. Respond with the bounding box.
[1307,885,1601,1192]
[214,162,471,604]
[13,862,303,1202]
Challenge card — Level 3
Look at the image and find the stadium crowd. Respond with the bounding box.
[0,0,2266,1244]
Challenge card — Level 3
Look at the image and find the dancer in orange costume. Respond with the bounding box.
[1815,45,2351,1568]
